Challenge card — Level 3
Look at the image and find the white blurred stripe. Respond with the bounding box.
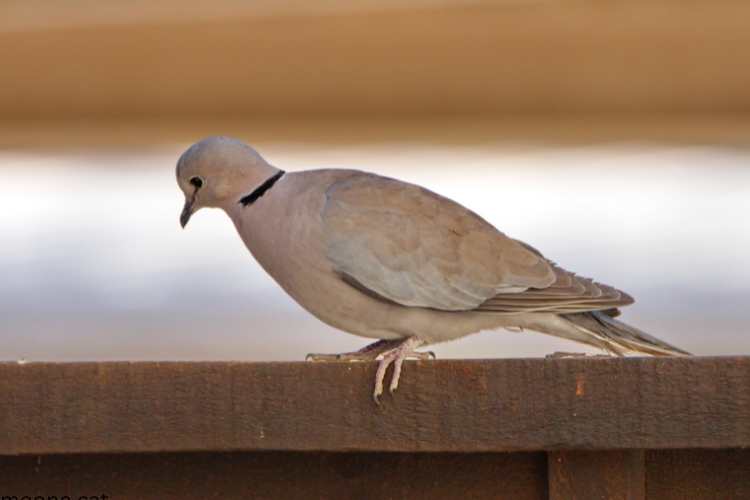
[1,144,749,360]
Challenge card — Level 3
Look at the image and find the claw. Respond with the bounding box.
[308,337,429,403]
[373,370,387,405]
[410,350,436,361]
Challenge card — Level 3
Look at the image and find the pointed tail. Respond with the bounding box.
[560,310,691,356]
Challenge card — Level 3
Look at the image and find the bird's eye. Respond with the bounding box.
[189,176,203,189]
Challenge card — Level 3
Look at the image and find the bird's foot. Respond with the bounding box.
[306,339,435,363]
[545,351,611,358]
[306,339,402,362]
[373,336,425,404]
[545,351,587,358]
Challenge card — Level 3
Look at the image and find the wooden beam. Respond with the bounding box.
[2,449,750,499]
[549,450,645,500]
[1,357,750,455]
[0,451,549,500]
[646,449,750,499]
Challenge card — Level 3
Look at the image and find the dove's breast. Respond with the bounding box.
[227,170,396,339]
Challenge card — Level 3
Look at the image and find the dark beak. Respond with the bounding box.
[180,197,195,228]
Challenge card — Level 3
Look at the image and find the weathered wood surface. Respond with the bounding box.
[2,450,749,500]
[646,449,750,499]
[1,357,749,455]
[4,449,750,500]
[0,451,549,500]
[549,450,645,500]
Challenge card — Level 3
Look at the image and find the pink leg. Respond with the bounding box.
[373,336,425,404]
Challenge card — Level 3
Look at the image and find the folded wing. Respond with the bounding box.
[322,173,554,311]
[322,172,633,314]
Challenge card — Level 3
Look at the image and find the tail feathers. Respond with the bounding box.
[561,311,691,356]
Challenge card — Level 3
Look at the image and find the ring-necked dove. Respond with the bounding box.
[176,137,690,402]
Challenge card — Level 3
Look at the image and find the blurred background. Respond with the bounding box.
[1,0,749,362]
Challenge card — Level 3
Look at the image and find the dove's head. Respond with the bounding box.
[176,137,279,228]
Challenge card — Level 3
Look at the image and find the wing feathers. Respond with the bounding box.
[322,172,632,315]
[323,173,553,311]
[477,264,634,314]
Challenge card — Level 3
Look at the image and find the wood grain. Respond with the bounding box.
[646,449,750,500]
[3,449,750,499]
[549,450,645,500]
[1,357,749,455]
[0,451,548,500]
